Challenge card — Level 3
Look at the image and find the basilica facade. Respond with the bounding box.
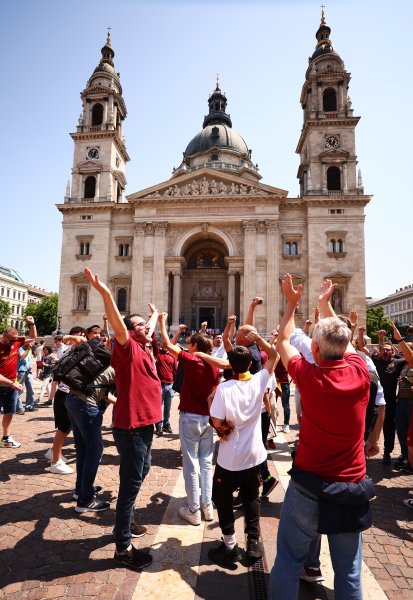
[57,13,371,335]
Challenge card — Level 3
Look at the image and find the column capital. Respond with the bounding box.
[227,269,238,277]
[154,222,168,236]
[134,223,146,236]
[265,219,279,233]
[242,220,258,233]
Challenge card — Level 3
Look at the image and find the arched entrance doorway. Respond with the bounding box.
[181,239,231,332]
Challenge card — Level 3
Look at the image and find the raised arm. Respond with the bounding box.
[277,273,301,368]
[84,267,128,346]
[171,323,187,345]
[147,303,159,339]
[223,315,236,352]
[245,297,263,326]
[158,312,181,357]
[194,352,230,370]
[303,319,313,336]
[248,331,279,375]
[390,321,413,367]
[349,310,358,339]
[318,279,337,318]
[357,326,370,355]
[25,315,37,339]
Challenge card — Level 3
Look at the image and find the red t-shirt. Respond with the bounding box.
[111,336,162,429]
[288,352,370,482]
[0,340,25,381]
[156,350,177,384]
[178,350,220,415]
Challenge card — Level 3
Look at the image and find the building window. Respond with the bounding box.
[327,166,341,190]
[117,288,127,312]
[329,209,344,214]
[18,292,21,300]
[84,176,96,199]
[6,289,10,298]
[118,243,130,257]
[211,154,219,161]
[323,88,337,112]
[284,241,298,255]
[13,290,16,299]
[282,236,302,258]
[329,238,345,255]
[22,293,25,301]
[76,287,88,310]
[1,287,3,296]
[91,103,104,126]
[79,241,90,256]
[80,215,92,220]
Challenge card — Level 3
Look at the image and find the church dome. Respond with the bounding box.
[184,123,249,158]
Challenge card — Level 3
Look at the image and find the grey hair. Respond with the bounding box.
[312,317,351,360]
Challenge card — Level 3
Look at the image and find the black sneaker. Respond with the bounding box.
[261,476,278,498]
[232,494,242,509]
[382,452,391,465]
[75,499,110,513]
[402,462,413,474]
[162,423,172,434]
[155,427,163,437]
[394,455,407,470]
[208,542,242,567]
[131,522,147,538]
[72,485,103,501]
[246,538,264,560]
[114,546,152,571]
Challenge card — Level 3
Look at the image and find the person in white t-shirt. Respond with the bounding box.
[208,333,278,567]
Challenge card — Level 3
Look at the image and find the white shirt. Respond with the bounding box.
[211,343,227,360]
[290,328,385,406]
[210,369,269,471]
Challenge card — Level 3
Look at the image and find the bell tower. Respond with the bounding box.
[67,32,129,204]
[296,8,363,196]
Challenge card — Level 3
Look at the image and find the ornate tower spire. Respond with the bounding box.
[99,30,115,68]
[203,80,232,128]
[310,6,334,62]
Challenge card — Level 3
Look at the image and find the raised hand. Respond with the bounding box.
[314,305,320,323]
[318,279,336,305]
[252,296,263,306]
[281,273,302,305]
[349,310,358,328]
[228,315,237,324]
[179,323,187,331]
[84,267,111,295]
[158,312,168,323]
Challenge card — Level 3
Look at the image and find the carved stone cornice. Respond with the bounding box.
[265,220,279,233]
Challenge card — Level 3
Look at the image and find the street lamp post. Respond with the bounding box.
[57,314,62,335]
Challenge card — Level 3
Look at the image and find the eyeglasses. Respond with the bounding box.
[133,321,147,329]
[5,335,18,343]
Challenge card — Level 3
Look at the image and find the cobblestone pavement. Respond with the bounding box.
[0,376,411,599]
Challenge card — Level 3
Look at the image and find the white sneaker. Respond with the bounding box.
[49,460,74,474]
[201,503,214,522]
[178,505,201,525]
[44,448,68,463]
[283,424,290,433]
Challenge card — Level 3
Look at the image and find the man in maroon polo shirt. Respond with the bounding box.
[84,267,161,572]
[152,336,177,435]
[269,274,371,600]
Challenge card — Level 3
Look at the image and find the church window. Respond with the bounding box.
[211,154,219,161]
[283,237,301,258]
[84,176,96,198]
[117,288,127,312]
[118,243,130,257]
[116,184,122,203]
[79,241,90,256]
[91,103,103,126]
[327,166,341,190]
[323,88,337,112]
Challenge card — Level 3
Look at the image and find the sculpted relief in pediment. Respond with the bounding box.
[145,176,267,198]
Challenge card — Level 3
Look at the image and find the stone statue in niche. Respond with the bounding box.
[77,287,87,310]
[332,288,343,313]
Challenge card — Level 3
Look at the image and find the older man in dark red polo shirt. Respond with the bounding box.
[269,275,371,600]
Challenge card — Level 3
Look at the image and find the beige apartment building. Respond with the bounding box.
[57,13,371,334]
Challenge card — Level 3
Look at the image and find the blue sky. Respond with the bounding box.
[2,0,412,299]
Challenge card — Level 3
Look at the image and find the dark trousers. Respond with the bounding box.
[395,399,413,459]
[383,396,397,454]
[212,462,262,539]
[260,411,271,480]
[279,382,291,425]
[112,425,153,552]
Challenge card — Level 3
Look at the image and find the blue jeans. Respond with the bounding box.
[66,395,104,503]
[17,371,34,409]
[269,480,362,600]
[156,383,173,428]
[112,425,153,552]
[179,412,213,511]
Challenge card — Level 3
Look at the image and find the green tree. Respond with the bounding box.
[24,294,59,336]
[0,298,11,331]
[366,305,391,344]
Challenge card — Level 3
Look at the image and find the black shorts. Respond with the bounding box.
[53,389,71,433]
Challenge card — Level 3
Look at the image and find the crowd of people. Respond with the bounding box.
[0,265,412,600]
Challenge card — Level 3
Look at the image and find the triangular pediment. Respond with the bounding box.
[318,148,349,160]
[76,159,103,173]
[127,168,287,202]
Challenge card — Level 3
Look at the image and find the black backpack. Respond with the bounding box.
[52,338,112,393]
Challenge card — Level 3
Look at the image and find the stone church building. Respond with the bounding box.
[57,13,371,335]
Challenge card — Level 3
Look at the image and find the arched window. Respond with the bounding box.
[291,242,298,255]
[323,88,337,112]
[79,241,90,255]
[117,288,127,312]
[327,166,341,190]
[84,176,96,198]
[337,239,344,253]
[329,239,336,253]
[118,244,130,257]
[284,242,291,255]
[92,103,103,126]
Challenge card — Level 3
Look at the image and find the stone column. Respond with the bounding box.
[227,270,236,317]
[171,270,182,328]
[242,221,257,322]
[343,163,348,190]
[265,220,279,333]
[103,101,108,124]
[130,224,145,314]
[78,174,83,200]
[322,164,327,192]
[152,223,167,308]
[239,273,244,323]
[95,172,100,200]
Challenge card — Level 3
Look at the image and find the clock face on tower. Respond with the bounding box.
[86,147,99,160]
[325,135,340,149]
